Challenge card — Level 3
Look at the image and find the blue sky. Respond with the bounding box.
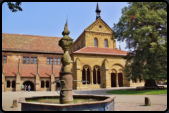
[2,2,129,51]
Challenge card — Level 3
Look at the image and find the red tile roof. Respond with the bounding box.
[3,64,61,77]
[73,47,128,56]
[2,33,63,54]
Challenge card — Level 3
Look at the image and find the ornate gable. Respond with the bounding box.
[85,17,113,34]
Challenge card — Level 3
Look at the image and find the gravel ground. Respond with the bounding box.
[115,102,167,111]
[2,85,167,111]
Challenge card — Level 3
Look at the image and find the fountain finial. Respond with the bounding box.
[58,16,73,72]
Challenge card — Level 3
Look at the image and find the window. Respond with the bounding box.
[58,59,60,65]
[41,81,44,88]
[51,58,53,65]
[23,57,26,64]
[47,58,61,65]
[26,57,29,64]
[34,57,37,64]
[31,57,34,64]
[7,81,10,88]
[23,57,37,64]
[55,58,57,65]
[94,38,98,47]
[104,39,108,47]
[47,58,50,65]
[46,81,49,88]
[2,56,7,64]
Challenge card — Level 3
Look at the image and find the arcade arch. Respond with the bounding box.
[23,81,35,91]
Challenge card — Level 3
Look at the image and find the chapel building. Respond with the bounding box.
[2,3,145,92]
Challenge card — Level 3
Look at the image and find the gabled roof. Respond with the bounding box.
[2,33,64,54]
[72,47,128,56]
[85,17,113,33]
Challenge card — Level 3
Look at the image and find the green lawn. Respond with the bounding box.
[106,88,167,95]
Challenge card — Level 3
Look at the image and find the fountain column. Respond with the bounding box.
[58,18,73,104]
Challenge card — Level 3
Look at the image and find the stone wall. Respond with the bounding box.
[2,51,62,92]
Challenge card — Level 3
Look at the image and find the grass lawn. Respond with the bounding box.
[106,88,167,95]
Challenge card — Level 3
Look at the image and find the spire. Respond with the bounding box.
[62,15,70,36]
[66,14,68,27]
[96,2,101,20]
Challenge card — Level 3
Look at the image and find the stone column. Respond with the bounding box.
[2,62,5,92]
[35,60,40,91]
[16,59,21,91]
[105,68,111,88]
[90,69,93,85]
[76,69,82,90]
[84,67,88,85]
[95,67,98,84]
[116,73,119,87]
[51,73,55,91]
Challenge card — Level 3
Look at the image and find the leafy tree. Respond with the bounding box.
[7,2,22,12]
[112,2,167,87]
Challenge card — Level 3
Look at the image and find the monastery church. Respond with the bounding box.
[2,3,144,92]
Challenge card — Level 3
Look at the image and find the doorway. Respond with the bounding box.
[111,73,116,87]
[118,73,123,87]
[23,81,35,91]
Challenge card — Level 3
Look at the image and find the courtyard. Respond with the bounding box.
[2,85,167,111]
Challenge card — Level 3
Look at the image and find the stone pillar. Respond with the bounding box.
[84,67,88,85]
[145,97,151,106]
[2,74,5,92]
[16,59,21,92]
[75,58,81,90]
[95,67,98,84]
[36,60,40,91]
[105,68,111,88]
[90,69,93,85]
[2,59,5,92]
[51,73,55,91]
[2,65,5,92]
[116,73,119,87]
[35,74,40,91]
[76,69,82,90]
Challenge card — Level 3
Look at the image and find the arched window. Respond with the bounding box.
[12,81,15,88]
[94,38,98,47]
[41,81,44,88]
[104,39,108,47]
[7,81,10,88]
[82,65,90,85]
[46,81,49,88]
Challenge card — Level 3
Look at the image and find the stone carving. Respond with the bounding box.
[58,21,73,72]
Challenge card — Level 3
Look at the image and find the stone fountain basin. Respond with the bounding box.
[18,94,116,111]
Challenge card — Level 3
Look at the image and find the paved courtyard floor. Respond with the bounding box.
[2,85,167,111]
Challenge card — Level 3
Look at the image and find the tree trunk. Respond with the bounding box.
[144,79,157,87]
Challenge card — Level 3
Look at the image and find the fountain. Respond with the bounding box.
[18,19,116,111]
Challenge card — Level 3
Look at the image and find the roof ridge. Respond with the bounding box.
[2,33,62,38]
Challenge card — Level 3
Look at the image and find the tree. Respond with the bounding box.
[112,2,167,87]
[7,2,22,12]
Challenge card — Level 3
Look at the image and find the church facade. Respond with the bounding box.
[2,3,145,92]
